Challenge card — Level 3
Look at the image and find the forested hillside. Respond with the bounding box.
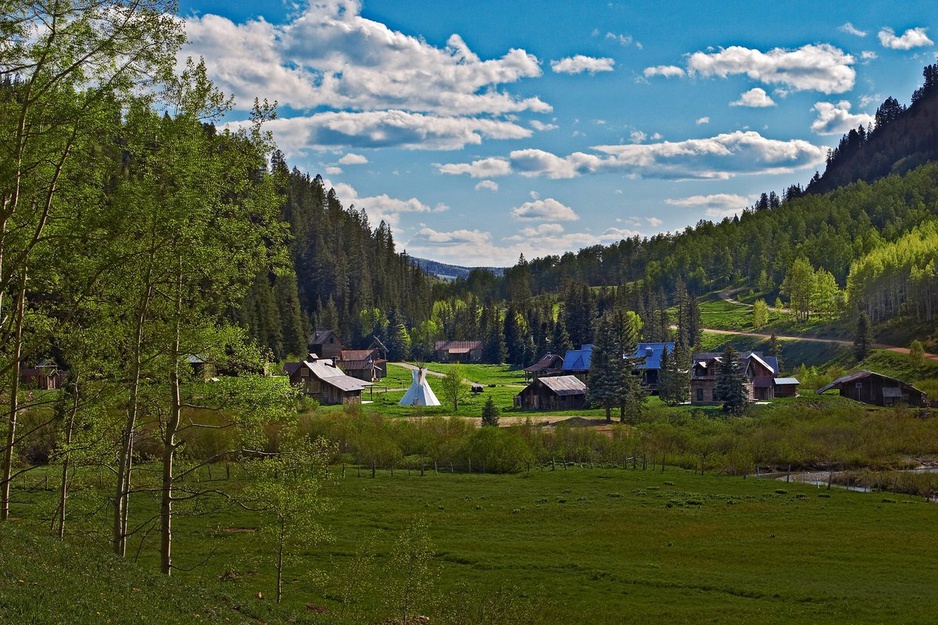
[235,65,938,364]
[236,156,435,359]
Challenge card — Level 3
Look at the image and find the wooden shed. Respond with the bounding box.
[514,375,587,411]
[817,370,929,407]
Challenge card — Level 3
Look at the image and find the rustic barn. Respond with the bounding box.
[284,355,372,405]
[337,348,387,381]
[309,330,344,360]
[514,375,587,411]
[20,360,63,390]
[434,340,483,363]
[817,370,929,407]
[523,353,564,382]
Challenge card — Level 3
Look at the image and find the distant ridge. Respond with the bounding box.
[806,63,938,195]
[412,257,505,281]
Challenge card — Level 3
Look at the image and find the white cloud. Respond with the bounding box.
[475,180,499,192]
[551,55,615,74]
[861,51,878,61]
[878,27,933,50]
[325,166,343,175]
[646,217,663,227]
[411,227,491,246]
[326,180,445,228]
[666,194,750,209]
[839,22,867,37]
[338,153,368,165]
[438,157,512,178]
[605,32,634,46]
[730,87,776,108]
[184,4,550,116]
[511,198,579,221]
[257,111,531,154]
[687,44,856,94]
[510,131,825,180]
[530,120,558,131]
[630,130,647,143]
[517,223,565,237]
[810,101,875,135]
[644,65,685,78]
[406,224,638,266]
[696,116,711,125]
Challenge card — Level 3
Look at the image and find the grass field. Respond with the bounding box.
[5,465,937,624]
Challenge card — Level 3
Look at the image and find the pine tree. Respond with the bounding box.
[854,311,873,362]
[769,333,783,373]
[550,317,573,355]
[481,396,500,427]
[588,314,625,423]
[667,341,691,405]
[658,345,674,405]
[715,345,748,415]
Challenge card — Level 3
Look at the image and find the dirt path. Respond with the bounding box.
[704,294,938,363]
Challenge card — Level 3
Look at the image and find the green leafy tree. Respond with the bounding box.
[909,339,925,367]
[781,258,816,322]
[752,299,769,330]
[0,0,183,523]
[440,364,470,413]
[769,333,784,373]
[384,518,439,625]
[245,432,334,604]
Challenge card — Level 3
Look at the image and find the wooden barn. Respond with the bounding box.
[523,353,564,382]
[309,330,344,360]
[514,375,587,411]
[434,340,483,363]
[284,355,372,405]
[817,370,929,407]
[337,348,387,381]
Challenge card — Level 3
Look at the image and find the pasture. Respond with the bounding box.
[5,464,937,624]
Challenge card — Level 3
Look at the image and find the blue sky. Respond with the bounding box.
[176,0,937,266]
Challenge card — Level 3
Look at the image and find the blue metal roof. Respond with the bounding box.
[561,344,593,371]
[633,342,675,370]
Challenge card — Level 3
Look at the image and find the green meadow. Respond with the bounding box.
[4,464,937,624]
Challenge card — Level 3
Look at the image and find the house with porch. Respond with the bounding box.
[690,351,794,404]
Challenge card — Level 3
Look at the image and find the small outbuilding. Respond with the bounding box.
[514,375,587,411]
[434,340,484,363]
[817,370,929,407]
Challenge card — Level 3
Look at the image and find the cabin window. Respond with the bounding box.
[696,388,704,402]
[855,382,863,388]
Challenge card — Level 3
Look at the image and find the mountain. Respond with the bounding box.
[412,257,505,281]
[806,63,938,195]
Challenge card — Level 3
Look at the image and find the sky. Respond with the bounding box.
[176,0,938,267]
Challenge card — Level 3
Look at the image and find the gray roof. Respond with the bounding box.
[538,375,587,396]
[816,369,925,396]
[299,358,372,392]
[774,377,800,386]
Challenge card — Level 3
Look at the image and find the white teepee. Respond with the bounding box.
[399,367,440,406]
